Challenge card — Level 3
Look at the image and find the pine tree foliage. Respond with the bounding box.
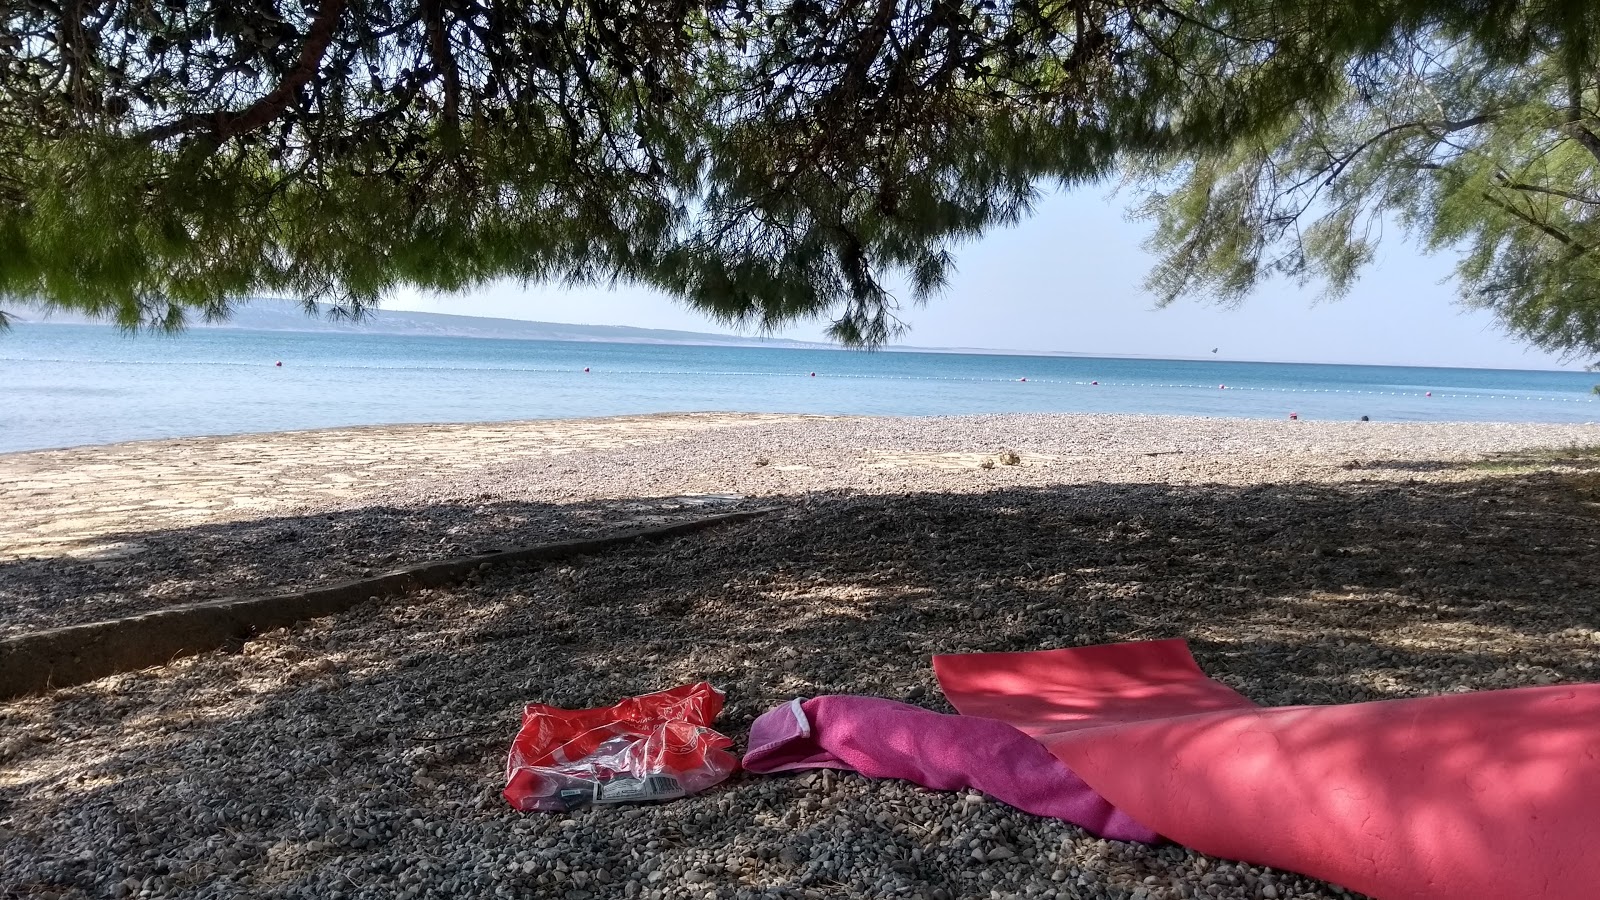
[3,1,1594,344]
[1132,2,1600,357]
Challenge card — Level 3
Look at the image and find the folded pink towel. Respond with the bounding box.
[742,695,1158,843]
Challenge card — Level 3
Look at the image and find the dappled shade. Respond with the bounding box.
[5,462,1600,897]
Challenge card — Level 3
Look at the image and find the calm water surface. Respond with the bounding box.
[3,324,1595,453]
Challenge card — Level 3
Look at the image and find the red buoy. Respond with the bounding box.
[1019,377,1027,382]
[584,367,590,373]
[275,361,282,367]
[810,372,816,377]
[1219,384,1226,389]
[1091,381,1098,385]
[1425,391,1432,397]
[1289,412,1298,420]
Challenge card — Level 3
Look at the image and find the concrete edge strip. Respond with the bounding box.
[0,506,777,700]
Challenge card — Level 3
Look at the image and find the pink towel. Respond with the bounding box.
[935,639,1600,900]
[742,695,1158,843]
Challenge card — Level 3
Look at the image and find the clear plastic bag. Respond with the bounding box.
[503,682,738,812]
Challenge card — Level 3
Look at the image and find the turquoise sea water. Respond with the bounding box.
[3,323,1597,453]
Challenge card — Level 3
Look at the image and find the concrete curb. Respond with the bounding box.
[0,507,775,700]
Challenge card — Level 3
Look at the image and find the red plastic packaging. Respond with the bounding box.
[503,682,738,812]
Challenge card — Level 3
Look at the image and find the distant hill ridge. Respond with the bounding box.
[13,298,834,350]
[13,298,1166,360]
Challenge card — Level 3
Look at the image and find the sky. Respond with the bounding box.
[387,186,1582,371]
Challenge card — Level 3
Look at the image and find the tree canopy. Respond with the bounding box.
[2,1,1597,347]
[1130,3,1600,358]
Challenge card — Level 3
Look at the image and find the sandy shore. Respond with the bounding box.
[4,412,1600,636]
[5,413,1600,899]
[0,413,812,562]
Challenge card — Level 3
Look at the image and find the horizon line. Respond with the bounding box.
[11,303,1587,374]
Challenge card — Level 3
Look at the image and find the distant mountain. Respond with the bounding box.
[11,298,836,350]
[7,300,1182,360]
[10,298,1169,360]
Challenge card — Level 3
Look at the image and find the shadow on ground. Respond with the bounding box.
[0,494,752,638]
[4,461,1600,900]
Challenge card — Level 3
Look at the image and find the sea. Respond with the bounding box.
[3,323,1597,454]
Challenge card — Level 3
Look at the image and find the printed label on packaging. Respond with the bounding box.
[595,775,685,804]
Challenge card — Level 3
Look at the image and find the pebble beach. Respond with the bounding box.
[5,412,1600,900]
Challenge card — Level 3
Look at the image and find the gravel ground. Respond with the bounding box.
[0,494,754,639]
[6,413,1600,636]
[4,415,1600,900]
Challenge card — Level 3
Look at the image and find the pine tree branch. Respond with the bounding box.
[1481,191,1591,255]
[1562,79,1600,166]
[424,0,463,134]
[1498,179,1600,207]
[136,0,348,144]
[833,0,901,104]
[1327,114,1492,183]
[1565,122,1600,167]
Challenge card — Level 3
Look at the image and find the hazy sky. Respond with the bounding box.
[388,186,1581,371]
